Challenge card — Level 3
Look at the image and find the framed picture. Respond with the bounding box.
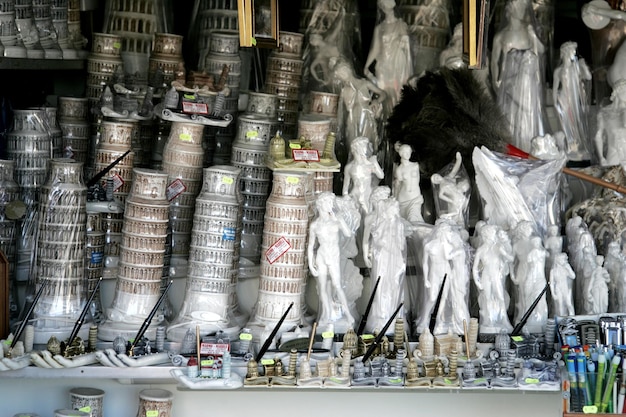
[238,0,279,48]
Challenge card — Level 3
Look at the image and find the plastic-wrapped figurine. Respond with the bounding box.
[333,59,386,150]
[393,143,424,224]
[594,79,626,166]
[308,192,356,329]
[604,241,625,312]
[472,224,514,334]
[491,0,547,152]
[362,193,409,333]
[342,136,385,215]
[420,219,471,335]
[430,152,471,227]
[553,41,593,161]
[364,0,413,117]
[549,252,575,316]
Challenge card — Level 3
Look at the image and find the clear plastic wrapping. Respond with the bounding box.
[472,146,565,238]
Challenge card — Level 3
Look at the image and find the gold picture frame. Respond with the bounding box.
[238,0,279,48]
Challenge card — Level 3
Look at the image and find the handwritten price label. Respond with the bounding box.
[222,176,234,185]
[112,174,124,192]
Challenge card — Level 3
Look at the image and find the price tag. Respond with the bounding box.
[201,359,214,366]
[444,378,453,385]
[582,405,598,414]
[261,358,274,365]
[179,132,192,142]
[524,377,540,384]
[286,176,299,184]
[292,149,320,162]
[251,37,257,46]
[322,331,334,339]
[288,141,301,149]
[79,406,91,413]
[246,130,259,139]
[511,336,524,342]
[222,227,236,241]
[184,94,196,100]
[182,101,208,114]
[361,334,374,341]
[112,174,124,192]
[265,237,291,264]
[166,179,187,201]
[4,340,11,346]
[113,42,121,49]
[240,333,253,341]
[389,377,402,384]
[146,410,158,417]
[222,176,234,185]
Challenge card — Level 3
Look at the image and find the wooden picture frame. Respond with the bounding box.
[238,0,279,48]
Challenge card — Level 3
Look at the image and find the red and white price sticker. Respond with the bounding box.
[182,101,208,115]
[292,149,320,162]
[112,174,124,191]
[166,178,187,201]
[265,236,291,264]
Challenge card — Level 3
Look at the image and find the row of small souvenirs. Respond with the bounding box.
[0,318,561,391]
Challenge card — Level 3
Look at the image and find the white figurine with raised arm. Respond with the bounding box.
[430,152,471,227]
[308,192,356,328]
[342,136,385,215]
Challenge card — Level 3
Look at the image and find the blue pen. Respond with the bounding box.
[588,360,597,405]
[578,352,592,406]
[567,354,580,411]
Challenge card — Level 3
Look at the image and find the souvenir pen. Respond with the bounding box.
[577,351,592,406]
[619,359,626,413]
[567,354,580,411]
[594,353,606,409]
[600,354,621,412]
[587,360,596,404]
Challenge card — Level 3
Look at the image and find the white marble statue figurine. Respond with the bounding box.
[362,191,409,333]
[420,219,471,335]
[472,224,514,333]
[308,192,356,329]
[583,255,610,314]
[543,224,563,272]
[553,41,593,161]
[333,59,386,150]
[393,143,424,224]
[511,222,548,333]
[430,152,471,228]
[364,0,413,117]
[491,0,547,152]
[604,241,625,312]
[342,136,385,215]
[549,252,576,317]
[439,23,491,92]
[594,80,626,166]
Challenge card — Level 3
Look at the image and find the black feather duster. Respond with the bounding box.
[386,67,513,179]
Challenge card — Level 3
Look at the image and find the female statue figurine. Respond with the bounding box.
[553,42,593,161]
[583,255,610,314]
[333,59,387,151]
[342,136,385,215]
[594,79,626,166]
[511,235,548,333]
[363,0,413,117]
[308,192,356,328]
[420,219,471,336]
[472,224,514,334]
[393,143,424,224]
[362,194,408,333]
[491,0,547,152]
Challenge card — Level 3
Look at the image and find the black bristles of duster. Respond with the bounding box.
[386,67,512,179]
